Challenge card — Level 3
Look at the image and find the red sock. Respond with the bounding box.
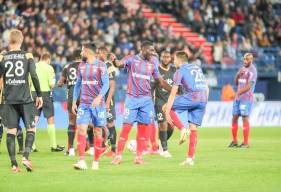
[187,130,197,159]
[149,123,158,151]
[77,134,86,160]
[117,124,132,156]
[136,124,147,157]
[232,122,238,143]
[94,136,103,161]
[243,121,250,145]
[169,110,184,130]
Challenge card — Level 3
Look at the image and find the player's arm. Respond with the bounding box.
[26,53,43,108]
[105,67,116,111]
[110,54,127,68]
[156,77,172,92]
[164,85,179,125]
[57,65,67,87]
[92,66,110,107]
[48,66,55,89]
[72,68,82,114]
[234,68,243,86]
[236,81,254,96]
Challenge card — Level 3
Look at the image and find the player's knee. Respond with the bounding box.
[242,116,249,122]
[94,127,103,138]
[232,115,239,122]
[189,123,197,131]
[107,120,114,128]
[7,128,17,135]
[47,116,55,124]
[26,127,35,133]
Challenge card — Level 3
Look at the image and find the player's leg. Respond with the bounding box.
[167,124,174,141]
[149,121,158,154]
[21,103,37,172]
[91,105,107,170]
[87,124,94,155]
[239,102,252,148]
[229,100,240,147]
[5,104,20,172]
[44,93,64,152]
[106,119,116,157]
[73,106,91,170]
[112,98,138,165]
[180,103,206,166]
[31,92,40,152]
[17,125,24,154]
[135,97,156,162]
[67,112,76,156]
[240,115,250,148]
[0,117,3,148]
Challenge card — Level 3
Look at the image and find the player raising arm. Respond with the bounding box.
[110,41,171,165]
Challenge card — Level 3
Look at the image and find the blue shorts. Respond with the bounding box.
[123,96,154,124]
[232,100,253,116]
[172,95,206,126]
[76,105,106,127]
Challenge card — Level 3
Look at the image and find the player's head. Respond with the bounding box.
[81,43,97,61]
[98,46,108,61]
[72,50,81,62]
[174,51,189,68]
[40,52,51,64]
[160,50,171,66]
[243,53,253,67]
[141,41,154,60]
[8,29,23,47]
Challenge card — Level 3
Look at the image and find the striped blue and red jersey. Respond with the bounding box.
[173,63,208,103]
[237,64,257,103]
[73,59,109,106]
[122,54,161,97]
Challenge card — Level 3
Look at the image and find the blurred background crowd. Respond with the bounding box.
[0,0,280,101]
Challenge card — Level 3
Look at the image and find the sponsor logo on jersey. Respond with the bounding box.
[132,72,150,80]
[6,79,26,85]
[82,80,99,85]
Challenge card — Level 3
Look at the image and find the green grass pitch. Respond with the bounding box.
[0,128,281,192]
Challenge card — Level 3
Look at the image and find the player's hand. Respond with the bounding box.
[72,103,77,115]
[165,111,173,125]
[36,97,43,109]
[106,103,110,112]
[92,95,102,107]
[109,53,116,62]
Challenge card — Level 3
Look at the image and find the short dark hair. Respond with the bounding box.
[175,51,189,62]
[141,40,154,49]
[161,50,171,55]
[98,46,108,53]
[40,52,51,61]
[72,50,81,61]
[83,42,97,53]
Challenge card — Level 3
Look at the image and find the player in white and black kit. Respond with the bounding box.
[0,29,43,172]
[99,47,117,157]
[58,50,81,156]
[154,51,176,158]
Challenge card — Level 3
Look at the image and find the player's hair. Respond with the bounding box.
[175,51,189,62]
[72,50,81,61]
[141,41,154,49]
[99,46,108,53]
[40,52,51,61]
[161,50,171,55]
[244,52,253,58]
[8,29,23,44]
[83,42,97,53]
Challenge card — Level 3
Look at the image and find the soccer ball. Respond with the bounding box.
[127,140,137,153]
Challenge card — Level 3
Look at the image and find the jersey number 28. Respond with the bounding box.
[5,61,24,77]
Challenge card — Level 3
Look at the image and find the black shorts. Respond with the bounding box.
[32,91,54,119]
[155,104,166,122]
[5,103,36,129]
[0,104,7,126]
[106,105,116,121]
